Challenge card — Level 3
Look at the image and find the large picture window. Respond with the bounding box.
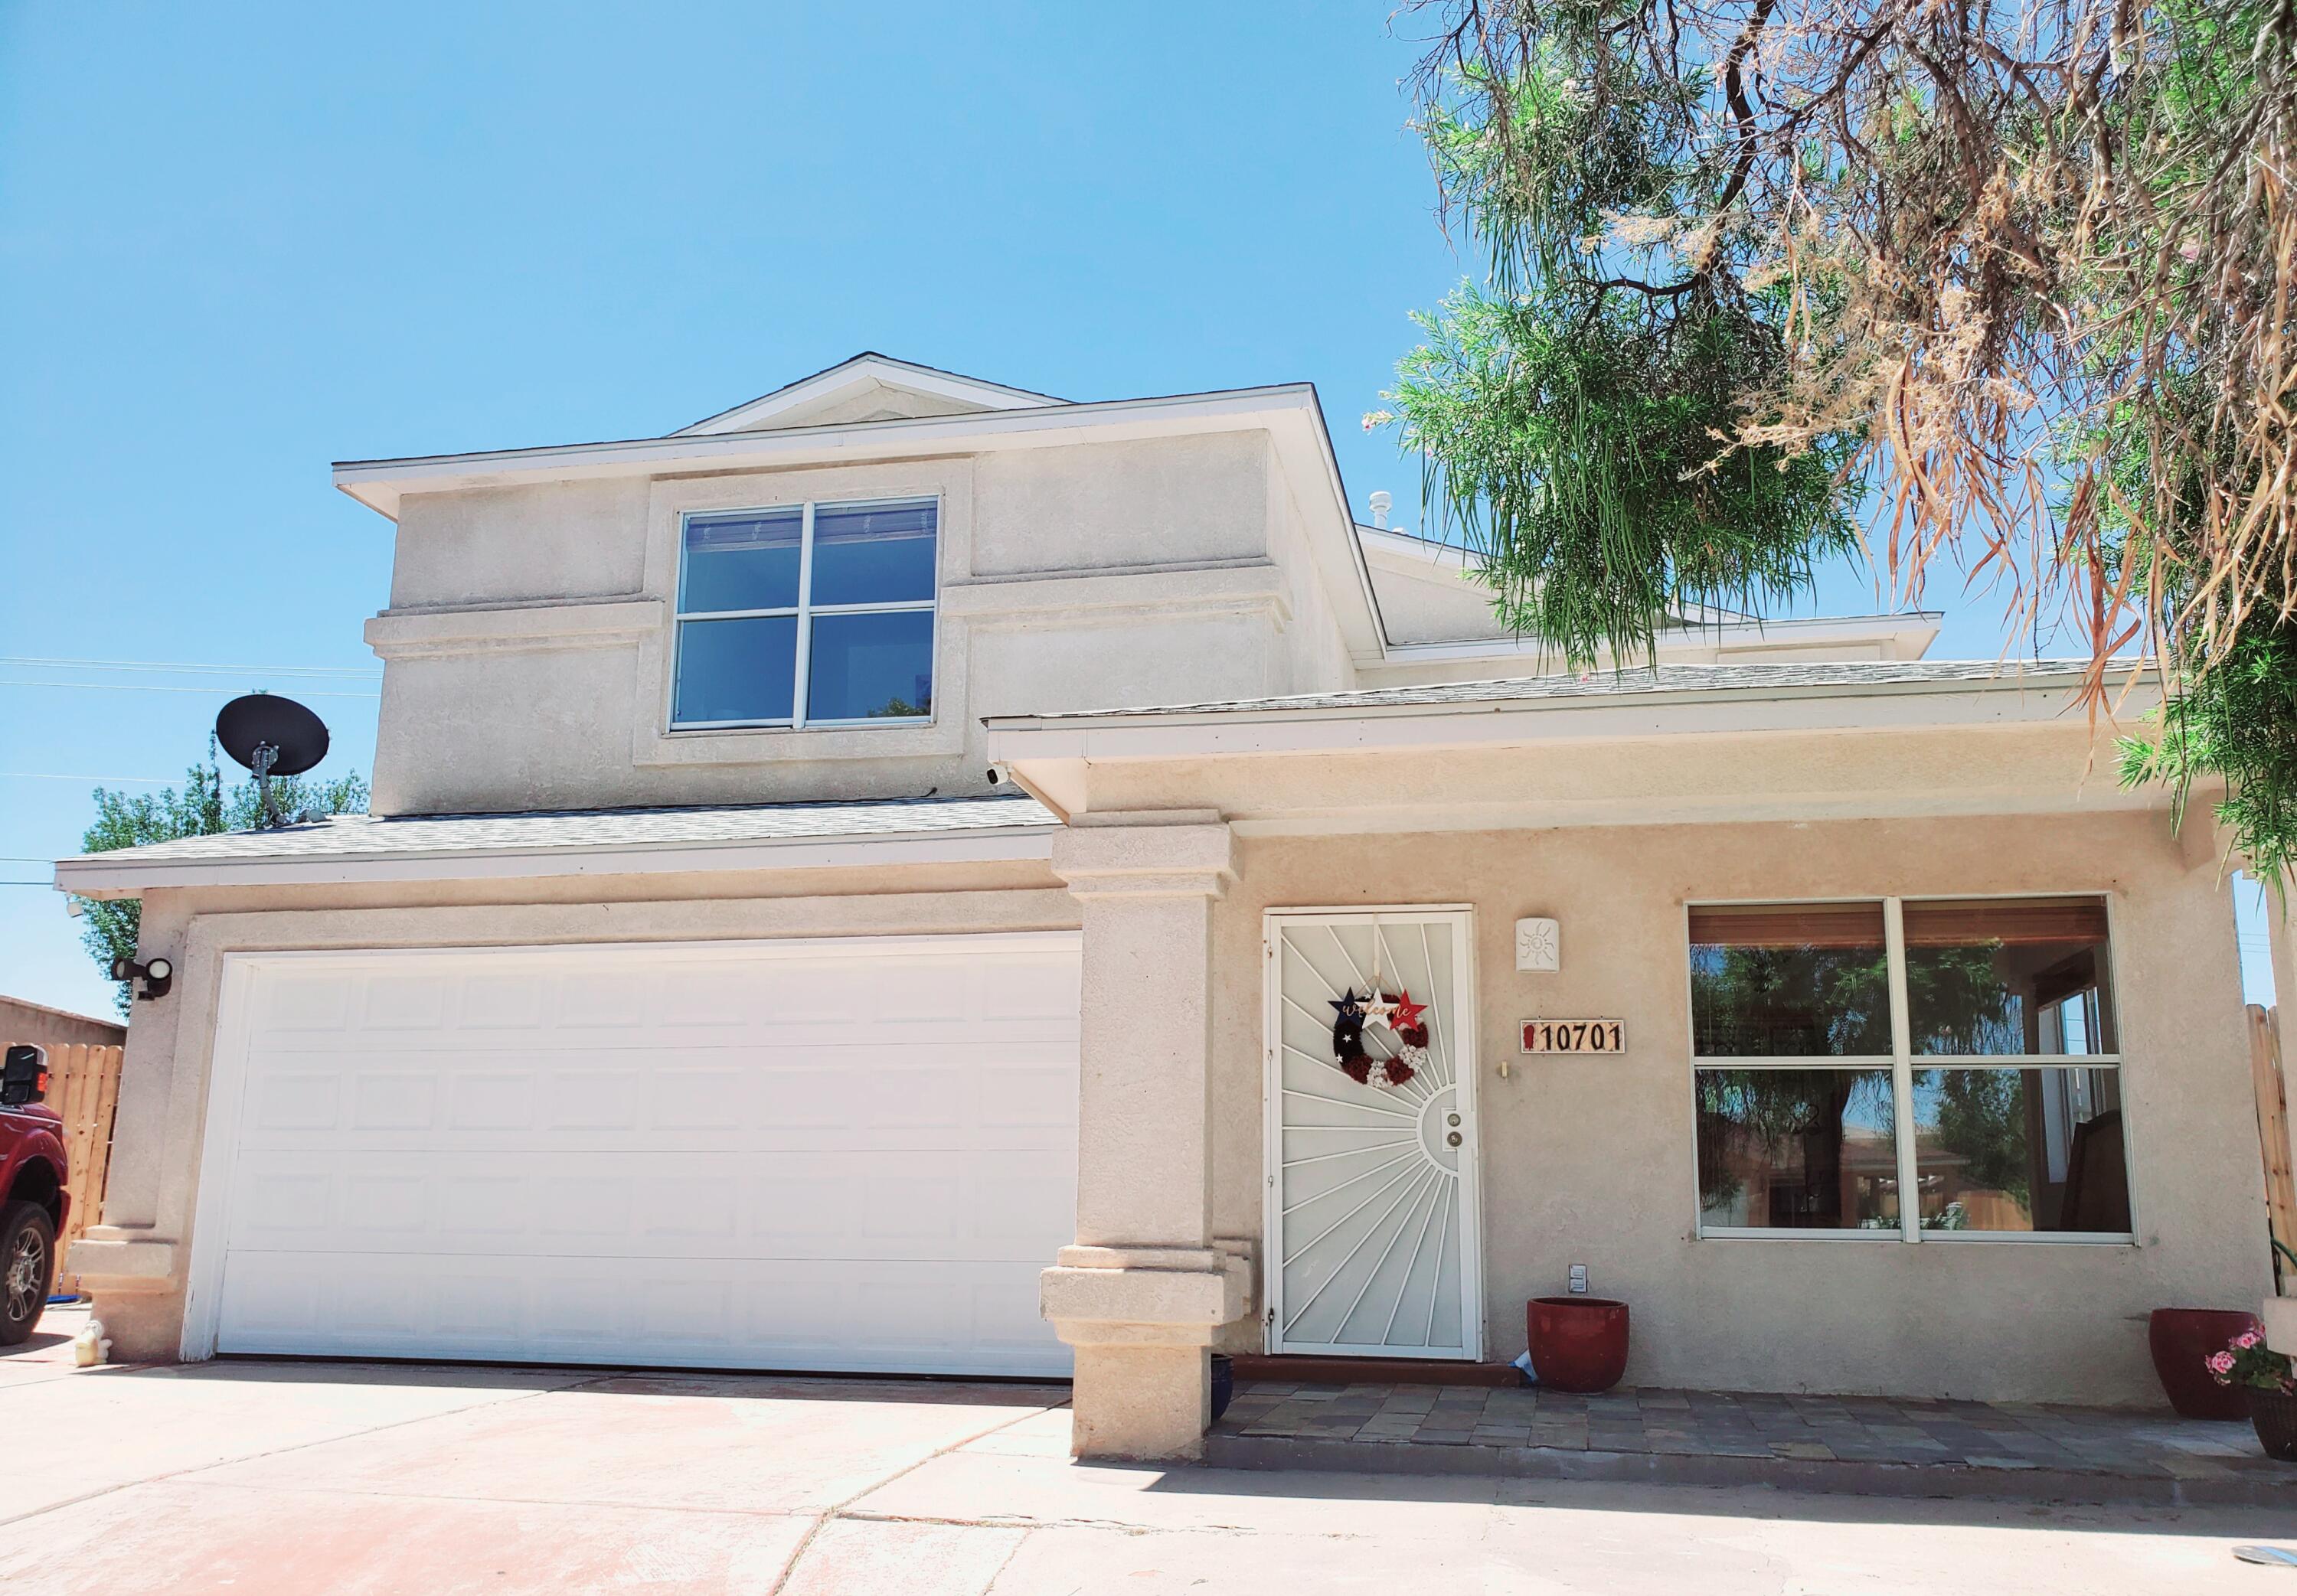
[671,497,937,729]
[1689,897,2130,1242]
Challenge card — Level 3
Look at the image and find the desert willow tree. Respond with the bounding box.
[1375,0,2297,878]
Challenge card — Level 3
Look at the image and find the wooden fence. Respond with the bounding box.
[38,1043,123,1290]
[2250,1006,2297,1278]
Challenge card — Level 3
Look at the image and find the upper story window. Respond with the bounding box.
[1688,896,2130,1242]
[671,497,938,729]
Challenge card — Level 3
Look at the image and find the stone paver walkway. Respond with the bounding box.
[1211,1379,2297,1507]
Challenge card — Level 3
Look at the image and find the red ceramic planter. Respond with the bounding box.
[2148,1307,2262,1421]
[1528,1296,1630,1393]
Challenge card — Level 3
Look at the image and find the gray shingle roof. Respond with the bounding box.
[998,659,2108,723]
[57,794,1057,869]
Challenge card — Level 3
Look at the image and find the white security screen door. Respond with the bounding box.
[1264,909,1481,1359]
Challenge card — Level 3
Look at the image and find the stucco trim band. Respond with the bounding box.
[54,826,1060,896]
[364,597,666,659]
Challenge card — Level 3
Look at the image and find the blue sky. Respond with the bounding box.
[0,2,2272,1019]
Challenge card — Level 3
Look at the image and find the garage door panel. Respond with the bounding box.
[355,971,452,1031]
[446,1067,541,1131]
[242,1067,342,1134]
[236,1082,1080,1157]
[216,1251,1068,1376]
[207,936,1079,1376]
[227,1147,1075,1263]
[349,1071,439,1132]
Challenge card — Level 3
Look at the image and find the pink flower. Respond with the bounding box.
[2233,1330,2263,1350]
[2207,1350,2237,1375]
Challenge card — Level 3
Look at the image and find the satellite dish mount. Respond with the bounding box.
[215,694,332,830]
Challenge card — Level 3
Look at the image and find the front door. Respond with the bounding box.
[1263,908,1482,1360]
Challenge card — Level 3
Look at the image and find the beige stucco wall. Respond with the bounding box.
[1364,545,1508,646]
[367,432,1357,815]
[1203,810,2269,1405]
[969,434,1266,576]
[84,860,1075,1362]
[390,478,654,610]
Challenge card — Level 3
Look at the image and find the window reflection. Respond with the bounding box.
[1910,1067,2130,1232]
[806,610,934,722]
[1689,903,1890,1056]
[1694,1069,1901,1229]
[810,501,937,606]
[1903,898,2117,1056]
[671,615,797,724]
[681,508,802,614]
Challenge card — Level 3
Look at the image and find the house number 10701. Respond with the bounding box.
[1520,1020,1625,1054]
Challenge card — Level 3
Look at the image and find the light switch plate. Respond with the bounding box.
[1515,917,1560,972]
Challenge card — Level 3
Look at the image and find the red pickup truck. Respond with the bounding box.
[1,1045,67,1346]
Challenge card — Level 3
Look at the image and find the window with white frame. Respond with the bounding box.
[1688,896,2130,1241]
[671,497,938,729]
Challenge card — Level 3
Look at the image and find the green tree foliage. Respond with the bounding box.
[1387,286,1861,665]
[74,741,368,1016]
[1927,1070,2031,1212]
[2121,620,2297,881]
[1690,945,1890,1057]
[1385,0,2297,879]
[1690,941,2008,1058]
[1375,4,1862,666]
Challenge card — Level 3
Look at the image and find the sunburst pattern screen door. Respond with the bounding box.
[1263,908,1482,1360]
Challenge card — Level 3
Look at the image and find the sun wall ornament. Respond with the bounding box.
[1515,917,1560,974]
[1330,986,1424,1088]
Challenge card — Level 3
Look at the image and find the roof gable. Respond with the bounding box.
[675,353,1065,436]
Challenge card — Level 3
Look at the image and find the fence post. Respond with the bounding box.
[2250,1006,2297,1285]
[41,1042,124,1294]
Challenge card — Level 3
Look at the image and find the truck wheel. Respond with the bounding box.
[0,1201,57,1346]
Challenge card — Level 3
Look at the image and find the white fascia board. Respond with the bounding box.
[332,386,1325,519]
[985,673,2135,766]
[1379,612,1947,667]
[51,825,1058,899]
[674,354,1065,436]
[1265,401,1387,663]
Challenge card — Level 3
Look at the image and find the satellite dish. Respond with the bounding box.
[217,694,330,778]
[217,694,332,828]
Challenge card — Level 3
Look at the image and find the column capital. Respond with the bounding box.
[1050,815,1233,899]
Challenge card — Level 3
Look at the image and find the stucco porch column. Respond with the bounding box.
[1042,813,1250,1461]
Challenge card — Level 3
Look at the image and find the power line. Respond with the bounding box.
[0,655,378,678]
[0,773,175,784]
[0,680,378,699]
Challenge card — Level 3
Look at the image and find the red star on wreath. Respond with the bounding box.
[1387,991,1427,1033]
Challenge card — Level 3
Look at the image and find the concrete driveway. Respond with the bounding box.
[5,1307,2294,1595]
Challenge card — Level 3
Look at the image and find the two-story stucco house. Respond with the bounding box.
[57,354,2270,1461]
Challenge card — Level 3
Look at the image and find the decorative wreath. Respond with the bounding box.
[1330,987,1430,1089]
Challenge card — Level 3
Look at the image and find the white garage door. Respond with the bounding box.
[188,934,1080,1377]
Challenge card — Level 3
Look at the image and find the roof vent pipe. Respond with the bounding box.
[1367,490,1392,529]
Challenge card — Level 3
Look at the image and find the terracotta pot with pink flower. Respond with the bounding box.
[2208,1327,2297,1463]
[2148,1307,2261,1419]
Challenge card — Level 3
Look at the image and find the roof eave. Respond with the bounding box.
[673,353,1067,436]
[1374,612,1949,668]
[985,670,2139,763]
[331,384,1328,520]
[52,823,1061,899]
